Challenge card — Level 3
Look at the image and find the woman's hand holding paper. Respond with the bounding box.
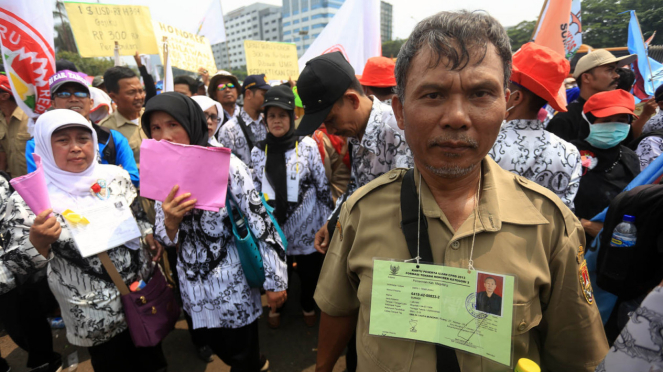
[29,209,61,257]
[163,185,197,242]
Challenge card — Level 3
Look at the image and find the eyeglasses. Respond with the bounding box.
[217,83,235,91]
[55,91,89,99]
[205,114,222,123]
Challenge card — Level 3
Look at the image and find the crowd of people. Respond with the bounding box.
[1,8,662,372]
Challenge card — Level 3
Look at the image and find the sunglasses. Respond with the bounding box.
[217,83,235,91]
[55,91,89,99]
[205,114,222,123]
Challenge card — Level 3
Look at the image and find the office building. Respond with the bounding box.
[381,1,392,42]
[281,0,347,57]
[211,3,283,70]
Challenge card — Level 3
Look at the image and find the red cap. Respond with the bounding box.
[357,56,396,88]
[511,43,570,113]
[583,89,638,119]
[0,74,11,93]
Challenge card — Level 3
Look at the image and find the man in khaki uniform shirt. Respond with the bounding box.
[100,66,148,166]
[314,11,608,372]
[0,75,30,178]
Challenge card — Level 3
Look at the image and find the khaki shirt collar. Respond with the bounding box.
[415,156,549,237]
[114,108,143,128]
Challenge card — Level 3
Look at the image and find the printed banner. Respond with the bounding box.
[152,21,216,75]
[244,40,300,81]
[0,0,56,124]
[63,2,158,57]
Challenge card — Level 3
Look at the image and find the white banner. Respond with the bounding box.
[195,0,226,45]
[298,0,381,74]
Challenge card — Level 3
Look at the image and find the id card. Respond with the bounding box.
[261,169,299,202]
[369,259,515,366]
[64,198,142,258]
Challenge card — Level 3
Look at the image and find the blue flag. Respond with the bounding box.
[626,10,663,96]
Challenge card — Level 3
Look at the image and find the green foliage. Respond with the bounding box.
[231,66,248,81]
[507,20,537,52]
[382,38,406,58]
[582,0,661,48]
[56,51,114,76]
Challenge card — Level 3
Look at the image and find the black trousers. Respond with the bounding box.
[87,330,167,372]
[0,277,59,368]
[196,320,261,372]
[279,252,324,313]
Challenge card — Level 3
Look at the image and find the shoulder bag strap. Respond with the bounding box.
[98,252,130,295]
[399,168,460,372]
[236,114,256,151]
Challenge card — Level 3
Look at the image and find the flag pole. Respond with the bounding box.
[113,41,120,66]
[530,0,548,42]
[163,36,169,90]
[634,11,656,94]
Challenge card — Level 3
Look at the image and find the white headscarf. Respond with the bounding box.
[89,86,113,124]
[33,109,122,213]
[191,95,224,144]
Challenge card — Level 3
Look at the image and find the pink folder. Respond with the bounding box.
[139,139,231,212]
[9,154,52,215]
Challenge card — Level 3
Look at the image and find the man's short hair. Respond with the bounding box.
[509,82,548,113]
[616,67,636,92]
[56,59,79,72]
[394,10,512,103]
[174,75,198,96]
[366,86,395,98]
[103,66,137,94]
[484,276,497,284]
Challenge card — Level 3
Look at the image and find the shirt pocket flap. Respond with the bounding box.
[512,297,542,335]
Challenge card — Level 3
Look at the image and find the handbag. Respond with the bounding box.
[98,251,180,347]
[226,193,288,288]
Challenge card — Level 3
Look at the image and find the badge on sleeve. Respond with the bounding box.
[576,245,585,264]
[90,179,109,200]
[578,260,594,304]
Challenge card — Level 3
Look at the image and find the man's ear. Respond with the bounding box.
[392,95,405,131]
[347,91,361,110]
[108,91,117,102]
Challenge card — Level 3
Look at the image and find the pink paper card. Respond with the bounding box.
[9,154,52,215]
[139,139,231,211]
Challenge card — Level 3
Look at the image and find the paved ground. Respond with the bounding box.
[0,274,347,372]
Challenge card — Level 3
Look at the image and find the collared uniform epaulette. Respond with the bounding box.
[344,168,408,213]
[513,174,578,236]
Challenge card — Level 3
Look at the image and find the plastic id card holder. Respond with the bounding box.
[368,258,519,367]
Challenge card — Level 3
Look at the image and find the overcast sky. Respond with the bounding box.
[79,0,544,40]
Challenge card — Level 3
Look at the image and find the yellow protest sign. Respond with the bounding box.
[63,2,158,57]
[244,41,299,81]
[152,21,217,74]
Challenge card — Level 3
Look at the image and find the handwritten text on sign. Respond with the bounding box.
[63,2,158,57]
[152,21,216,74]
[244,40,299,81]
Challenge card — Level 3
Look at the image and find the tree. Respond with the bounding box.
[506,20,536,52]
[382,38,406,58]
[231,66,248,81]
[53,0,77,53]
[56,51,114,76]
[582,0,661,48]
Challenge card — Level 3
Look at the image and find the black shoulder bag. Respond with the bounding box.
[236,114,257,152]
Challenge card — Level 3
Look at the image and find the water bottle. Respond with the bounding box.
[514,358,540,372]
[610,215,637,248]
[236,216,248,239]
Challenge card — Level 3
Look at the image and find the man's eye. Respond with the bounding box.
[425,93,439,99]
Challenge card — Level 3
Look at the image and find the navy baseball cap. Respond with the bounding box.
[242,74,271,92]
[295,52,354,135]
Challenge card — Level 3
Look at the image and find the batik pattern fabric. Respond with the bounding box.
[642,110,663,135]
[636,136,663,171]
[154,154,287,330]
[0,172,154,347]
[251,137,334,256]
[489,119,582,210]
[217,109,267,166]
[0,177,15,295]
[596,285,663,372]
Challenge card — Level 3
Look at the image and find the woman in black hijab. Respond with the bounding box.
[250,85,335,329]
[144,92,288,371]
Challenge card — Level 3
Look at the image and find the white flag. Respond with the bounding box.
[163,41,174,93]
[196,0,227,45]
[298,0,381,74]
[0,0,55,131]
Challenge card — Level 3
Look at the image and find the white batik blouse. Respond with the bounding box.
[251,137,335,256]
[0,177,15,295]
[641,110,663,135]
[217,109,268,166]
[636,136,663,171]
[489,119,582,210]
[155,154,287,330]
[0,172,154,347]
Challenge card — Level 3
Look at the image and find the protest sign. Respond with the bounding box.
[63,2,158,57]
[244,40,299,81]
[152,21,216,75]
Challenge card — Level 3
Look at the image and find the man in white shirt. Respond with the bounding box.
[489,42,582,210]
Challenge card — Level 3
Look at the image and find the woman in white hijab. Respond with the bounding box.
[0,109,167,372]
[191,95,224,147]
